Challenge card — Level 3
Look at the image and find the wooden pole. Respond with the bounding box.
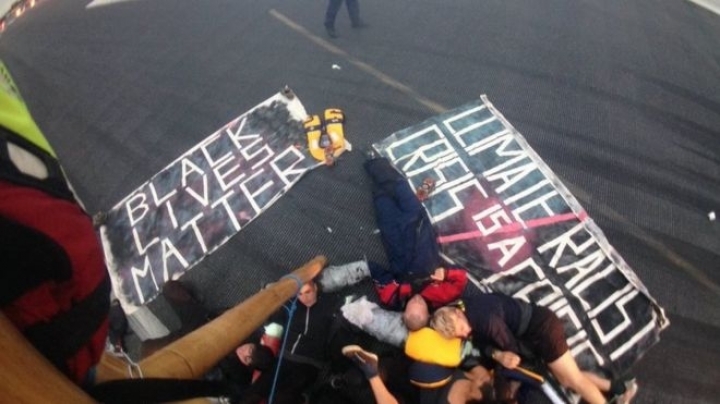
[96,255,326,382]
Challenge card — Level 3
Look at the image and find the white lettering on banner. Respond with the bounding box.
[185,175,210,207]
[610,319,656,361]
[487,161,539,194]
[271,146,310,186]
[472,204,511,236]
[240,169,275,213]
[431,176,486,222]
[211,191,242,231]
[559,249,608,291]
[385,125,455,175]
[515,278,564,307]
[225,116,248,147]
[470,131,564,222]
[180,213,208,254]
[241,136,275,170]
[165,201,179,229]
[226,118,275,170]
[511,185,561,220]
[161,238,189,282]
[537,222,594,268]
[488,236,527,268]
[126,193,150,227]
[213,155,246,191]
[567,330,606,366]
[442,105,513,156]
[199,132,233,167]
[131,256,160,305]
[132,225,159,255]
[181,158,205,188]
[590,289,637,344]
[149,182,177,206]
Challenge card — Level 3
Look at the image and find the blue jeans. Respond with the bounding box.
[364,158,440,281]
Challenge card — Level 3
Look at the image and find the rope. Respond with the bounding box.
[267,274,304,404]
[110,348,144,379]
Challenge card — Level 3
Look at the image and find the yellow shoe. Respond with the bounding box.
[303,114,326,162]
[324,108,346,158]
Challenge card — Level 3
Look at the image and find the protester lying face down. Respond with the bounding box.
[402,294,430,331]
[429,306,473,339]
[430,296,638,404]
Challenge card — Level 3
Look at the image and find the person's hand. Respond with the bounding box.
[492,350,521,369]
[430,267,446,282]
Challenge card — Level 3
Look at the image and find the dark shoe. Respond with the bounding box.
[325,26,338,38]
[351,21,368,29]
[364,146,380,160]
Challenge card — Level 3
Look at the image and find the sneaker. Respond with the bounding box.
[342,345,379,378]
[325,26,338,38]
[617,378,638,404]
[351,21,368,29]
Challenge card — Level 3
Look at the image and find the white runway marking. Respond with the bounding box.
[86,0,142,9]
[687,0,720,16]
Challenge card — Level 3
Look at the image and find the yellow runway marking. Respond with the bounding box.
[269,8,719,297]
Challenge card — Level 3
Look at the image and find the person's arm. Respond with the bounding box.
[443,268,468,292]
[420,267,468,306]
[480,315,522,369]
[368,376,400,404]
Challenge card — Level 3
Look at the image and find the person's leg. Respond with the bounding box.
[345,0,362,27]
[390,180,424,216]
[546,351,606,404]
[525,307,605,404]
[584,372,639,404]
[364,157,406,196]
[324,0,343,37]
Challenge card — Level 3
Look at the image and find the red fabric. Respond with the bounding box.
[374,268,468,308]
[0,180,109,384]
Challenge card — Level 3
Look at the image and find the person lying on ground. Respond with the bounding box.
[319,154,469,330]
[430,295,639,404]
[404,326,498,404]
[234,280,359,404]
[343,343,495,404]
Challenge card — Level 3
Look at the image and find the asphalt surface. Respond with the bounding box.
[1,0,720,402]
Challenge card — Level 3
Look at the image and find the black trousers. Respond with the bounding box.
[324,0,361,28]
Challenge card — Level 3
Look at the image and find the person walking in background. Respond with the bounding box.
[324,0,366,38]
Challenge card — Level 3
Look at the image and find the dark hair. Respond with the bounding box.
[250,345,275,371]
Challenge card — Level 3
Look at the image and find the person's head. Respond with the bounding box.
[403,294,430,331]
[430,306,472,339]
[297,281,319,307]
[235,343,275,371]
[235,343,256,366]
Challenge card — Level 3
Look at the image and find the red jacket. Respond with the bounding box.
[374,268,468,309]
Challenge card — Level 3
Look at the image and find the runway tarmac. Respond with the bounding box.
[1,0,719,402]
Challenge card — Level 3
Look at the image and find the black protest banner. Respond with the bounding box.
[100,91,319,310]
[374,96,668,377]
